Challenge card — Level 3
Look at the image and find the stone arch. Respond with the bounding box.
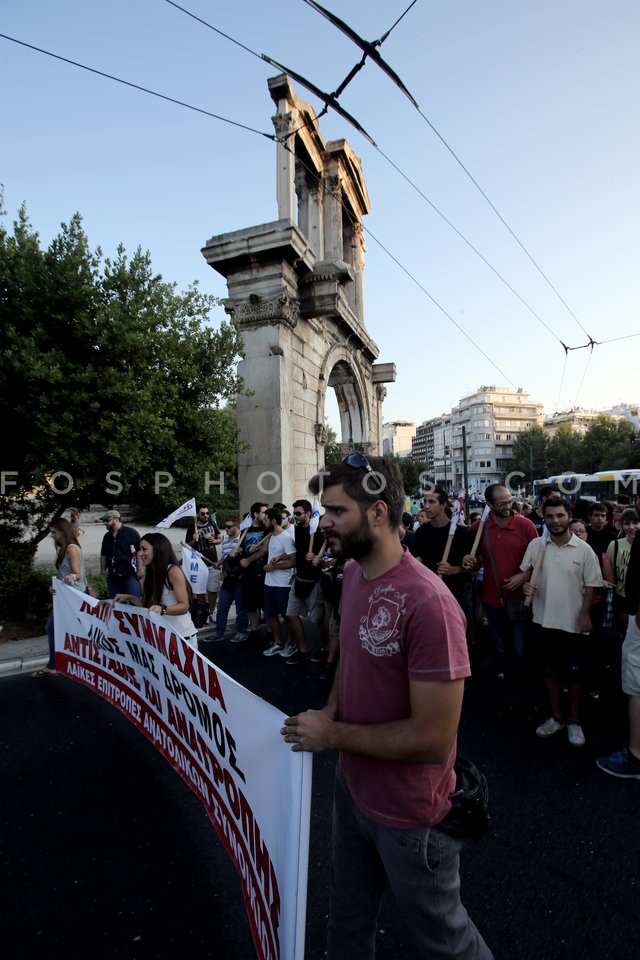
[317,346,371,455]
[201,75,395,508]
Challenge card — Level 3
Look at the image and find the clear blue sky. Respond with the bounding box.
[2,0,638,429]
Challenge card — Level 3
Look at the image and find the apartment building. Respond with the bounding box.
[412,386,543,494]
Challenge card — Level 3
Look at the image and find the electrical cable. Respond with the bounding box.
[282,141,517,388]
[300,0,595,343]
[0,32,275,141]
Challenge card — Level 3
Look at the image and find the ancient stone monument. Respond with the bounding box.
[202,74,395,508]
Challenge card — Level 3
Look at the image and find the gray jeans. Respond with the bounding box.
[328,766,494,960]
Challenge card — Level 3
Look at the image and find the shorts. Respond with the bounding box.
[264,585,292,620]
[207,567,221,593]
[621,616,640,697]
[286,581,325,622]
[539,626,588,681]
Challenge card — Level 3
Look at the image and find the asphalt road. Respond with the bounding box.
[1,632,638,960]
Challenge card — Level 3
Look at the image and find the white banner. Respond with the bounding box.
[181,543,210,594]
[53,583,312,960]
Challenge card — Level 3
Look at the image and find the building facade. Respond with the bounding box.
[412,386,543,494]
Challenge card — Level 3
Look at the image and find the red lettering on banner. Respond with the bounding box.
[143,677,162,711]
[64,633,101,663]
[112,610,132,636]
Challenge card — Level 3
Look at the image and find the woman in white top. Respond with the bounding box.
[33,518,87,678]
[115,533,197,647]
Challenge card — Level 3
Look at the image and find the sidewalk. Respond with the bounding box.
[0,632,49,676]
[0,619,230,678]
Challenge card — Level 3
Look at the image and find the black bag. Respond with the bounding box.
[190,598,209,629]
[294,578,316,599]
[221,554,241,591]
[504,595,528,622]
[438,755,489,841]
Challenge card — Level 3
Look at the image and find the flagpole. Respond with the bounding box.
[469,505,490,559]
[524,537,547,607]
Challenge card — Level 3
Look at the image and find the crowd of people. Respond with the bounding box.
[31,461,640,958]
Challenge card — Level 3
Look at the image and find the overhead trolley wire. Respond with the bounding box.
[164,0,624,365]
[281,141,517,389]
[300,1,595,341]
[3,24,636,385]
[0,32,275,142]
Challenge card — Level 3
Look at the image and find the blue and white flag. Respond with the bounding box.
[157,497,197,529]
[309,497,321,534]
[181,544,209,595]
[239,510,253,532]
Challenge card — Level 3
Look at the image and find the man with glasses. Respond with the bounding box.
[281,455,493,960]
[284,499,330,665]
[186,504,222,622]
[462,483,537,712]
[211,516,249,642]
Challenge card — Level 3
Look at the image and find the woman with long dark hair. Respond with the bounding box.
[115,533,197,646]
[32,517,86,678]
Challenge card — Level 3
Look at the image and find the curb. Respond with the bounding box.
[0,654,49,676]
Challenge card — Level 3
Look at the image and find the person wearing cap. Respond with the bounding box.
[100,510,141,599]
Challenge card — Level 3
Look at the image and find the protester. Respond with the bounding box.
[33,518,87,679]
[100,510,141,599]
[237,502,268,643]
[186,504,222,622]
[281,455,493,960]
[212,517,249,642]
[521,498,603,747]
[462,484,538,712]
[261,507,297,657]
[285,499,329,665]
[115,532,197,647]
[597,534,640,779]
[603,507,639,636]
[411,487,472,610]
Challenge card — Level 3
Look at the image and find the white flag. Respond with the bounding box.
[239,510,253,532]
[181,544,209,595]
[309,497,321,534]
[448,500,461,536]
[156,497,197,529]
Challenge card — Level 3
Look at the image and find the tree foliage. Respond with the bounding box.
[510,425,550,483]
[0,206,244,606]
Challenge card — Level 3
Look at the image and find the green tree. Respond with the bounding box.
[548,424,583,474]
[511,425,550,488]
[0,206,244,610]
[579,415,639,472]
[323,420,342,465]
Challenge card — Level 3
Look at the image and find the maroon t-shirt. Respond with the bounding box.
[338,550,470,829]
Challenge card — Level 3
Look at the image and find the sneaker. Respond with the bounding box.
[567,723,586,747]
[279,641,297,658]
[310,647,327,662]
[596,748,640,780]
[285,648,311,666]
[536,716,565,738]
[263,641,284,657]
[229,632,248,643]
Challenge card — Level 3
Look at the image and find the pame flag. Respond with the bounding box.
[182,544,209,594]
[157,497,197,529]
[309,497,321,534]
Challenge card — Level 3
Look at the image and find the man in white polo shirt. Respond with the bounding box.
[521,497,602,747]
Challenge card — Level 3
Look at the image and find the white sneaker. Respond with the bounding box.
[262,641,283,657]
[567,723,586,747]
[536,716,565,738]
[279,641,297,658]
